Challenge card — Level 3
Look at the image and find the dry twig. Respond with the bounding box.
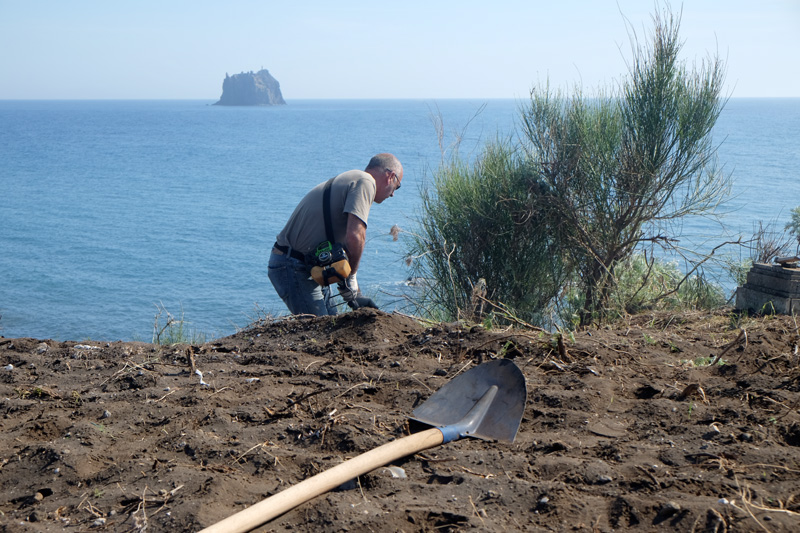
[711,328,747,366]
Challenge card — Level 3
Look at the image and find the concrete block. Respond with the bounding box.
[735,262,800,314]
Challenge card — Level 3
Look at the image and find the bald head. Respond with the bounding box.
[366,153,403,177]
[365,153,404,204]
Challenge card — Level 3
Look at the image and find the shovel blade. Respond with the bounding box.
[411,359,526,443]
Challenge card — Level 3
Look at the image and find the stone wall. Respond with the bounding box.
[735,262,800,314]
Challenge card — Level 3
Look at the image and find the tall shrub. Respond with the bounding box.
[409,6,730,327]
[408,141,569,324]
[522,8,729,325]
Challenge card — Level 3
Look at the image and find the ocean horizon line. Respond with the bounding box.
[2,96,798,103]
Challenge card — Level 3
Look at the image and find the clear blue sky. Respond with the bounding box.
[1,0,797,100]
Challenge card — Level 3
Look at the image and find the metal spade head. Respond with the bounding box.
[410,359,527,443]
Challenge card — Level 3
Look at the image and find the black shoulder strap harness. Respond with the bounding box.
[322,177,335,243]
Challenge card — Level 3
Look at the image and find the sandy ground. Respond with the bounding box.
[2,308,800,532]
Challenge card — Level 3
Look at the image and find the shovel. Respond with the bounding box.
[199,359,527,533]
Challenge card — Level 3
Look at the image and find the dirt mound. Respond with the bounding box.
[2,308,800,532]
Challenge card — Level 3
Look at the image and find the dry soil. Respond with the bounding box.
[2,308,800,532]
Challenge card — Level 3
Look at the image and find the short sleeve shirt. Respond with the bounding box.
[275,170,376,254]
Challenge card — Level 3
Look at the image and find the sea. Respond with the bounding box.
[1,98,798,342]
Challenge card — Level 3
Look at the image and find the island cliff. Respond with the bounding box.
[214,69,286,106]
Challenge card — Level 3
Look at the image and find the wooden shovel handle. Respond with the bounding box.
[199,427,445,533]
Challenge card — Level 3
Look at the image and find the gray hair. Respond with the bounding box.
[366,153,402,176]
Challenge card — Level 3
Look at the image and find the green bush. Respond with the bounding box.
[613,254,725,313]
[785,206,800,252]
[408,5,730,328]
[556,254,726,325]
[407,141,569,325]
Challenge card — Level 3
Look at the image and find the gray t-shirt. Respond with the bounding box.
[275,170,376,254]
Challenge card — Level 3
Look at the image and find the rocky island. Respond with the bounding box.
[214,69,286,106]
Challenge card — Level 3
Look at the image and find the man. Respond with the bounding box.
[268,153,403,315]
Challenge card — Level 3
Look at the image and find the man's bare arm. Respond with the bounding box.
[344,213,367,273]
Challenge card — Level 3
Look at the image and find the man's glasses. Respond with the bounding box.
[386,169,401,191]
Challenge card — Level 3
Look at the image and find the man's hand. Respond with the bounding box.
[348,296,378,310]
[338,274,378,309]
[337,274,358,303]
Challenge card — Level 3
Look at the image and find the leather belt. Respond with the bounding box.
[273,242,307,263]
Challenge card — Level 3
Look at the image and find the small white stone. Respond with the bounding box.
[384,466,407,478]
